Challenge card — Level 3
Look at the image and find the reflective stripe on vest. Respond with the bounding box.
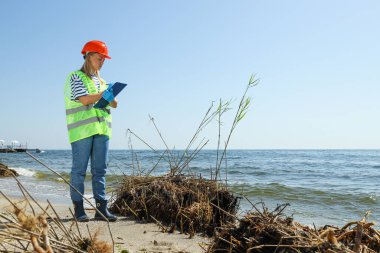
[64,71,112,143]
[66,104,110,115]
[67,116,104,130]
[66,104,94,115]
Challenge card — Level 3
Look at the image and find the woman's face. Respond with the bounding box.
[89,53,105,71]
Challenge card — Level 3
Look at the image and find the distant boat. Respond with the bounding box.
[36,148,42,153]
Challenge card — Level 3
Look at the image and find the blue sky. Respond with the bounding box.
[1,1,379,149]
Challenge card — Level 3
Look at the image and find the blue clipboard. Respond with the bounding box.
[94,82,127,108]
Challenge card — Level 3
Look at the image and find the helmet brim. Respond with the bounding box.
[82,52,112,59]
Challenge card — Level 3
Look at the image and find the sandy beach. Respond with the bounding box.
[0,197,210,253]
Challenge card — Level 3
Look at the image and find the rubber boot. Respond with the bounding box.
[73,201,90,222]
[94,199,117,222]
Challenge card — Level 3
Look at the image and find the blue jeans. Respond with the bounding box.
[70,134,109,202]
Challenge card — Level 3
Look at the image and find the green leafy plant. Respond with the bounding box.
[214,74,259,181]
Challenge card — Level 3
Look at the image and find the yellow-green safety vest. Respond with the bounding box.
[64,71,112,143]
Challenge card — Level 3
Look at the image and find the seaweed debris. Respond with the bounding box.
[0,196,113,253]
[207,204,380,253]
[110,175,240,237]
[0,181,112,253]
[0,163,18,177]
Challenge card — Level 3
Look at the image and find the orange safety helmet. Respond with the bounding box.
[81,40,111,59]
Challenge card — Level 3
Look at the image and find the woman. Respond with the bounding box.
[64,40,118,222]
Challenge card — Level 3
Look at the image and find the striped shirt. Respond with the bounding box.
[70,73,101,101]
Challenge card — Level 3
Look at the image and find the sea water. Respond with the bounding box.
[0,149,379,228]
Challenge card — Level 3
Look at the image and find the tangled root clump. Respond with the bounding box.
[110,175,240,236]
[207,205,380,253]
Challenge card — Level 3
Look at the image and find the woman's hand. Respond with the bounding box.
[109,98,118,108]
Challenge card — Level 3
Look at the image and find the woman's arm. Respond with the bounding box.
[78,92,118,108]
[78,93,103,106]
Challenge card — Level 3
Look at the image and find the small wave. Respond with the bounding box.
[228,170,242,175]
[373,165,380,169]
[12,167,36,177]
[366,194,378,203]
[230,183,379,207]
[34,171,70,183]
[32,171,123,184]
[250,171,267,176]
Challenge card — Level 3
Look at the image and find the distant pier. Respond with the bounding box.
[0,148,27,153]
[0,140,27,153]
